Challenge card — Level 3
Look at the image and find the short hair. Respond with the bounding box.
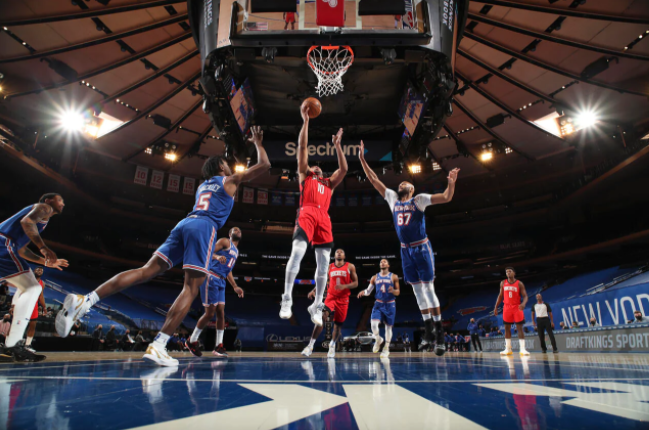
[39,193,61,203]
[202,156,226,179]
[505,267,516,273]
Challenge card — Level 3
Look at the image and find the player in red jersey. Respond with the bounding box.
[301,249,358,358]
[494,267,529,355]
[279,103,348,326]
[283,11,298,30]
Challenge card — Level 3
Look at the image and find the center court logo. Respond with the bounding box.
[323,0,338,8]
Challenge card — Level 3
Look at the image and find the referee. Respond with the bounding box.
[532,293,558,353]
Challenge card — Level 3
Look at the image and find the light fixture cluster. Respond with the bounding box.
[114,97,139,112]
[145,142,178,160]
[556,110,599,137]
[623,30,648,51]
[234,164,246,173]
[2,26,35,53]
[432,162,442,171]
[409,164,422,174]
[79,80,108,97]
[457,126,477,135]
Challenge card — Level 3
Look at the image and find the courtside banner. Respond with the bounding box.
[265,140,392,162]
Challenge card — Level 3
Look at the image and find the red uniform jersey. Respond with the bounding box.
[299,172,332,211]
[327,262,351,299]
[503,279,521,305]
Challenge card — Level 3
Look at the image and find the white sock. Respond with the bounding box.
[86,291,100,307]
[153,332,170,349]
[505,338,512,349]
[520,339,526,350]
[308,338,316,348]
[432,313,441,322]
[314,248,331,305]
[26,336,33,346]
[330,340,336,347]
[216,329,224,345]
[371,320,380,339]
[422,313,432,321]
[385,325,393,346]
[190,327,203,343]
[5,273,41,347]
[283,239,308,299]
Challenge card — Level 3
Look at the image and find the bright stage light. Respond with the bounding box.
[409,164,421,174]
[480,152,493,161]
[234,164,246,173]
[164,152,177,161]
[575,110,598,129]
[60,111,86,132]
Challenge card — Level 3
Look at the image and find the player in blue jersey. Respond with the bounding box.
[359,141,460,356]
[56,127,270,366]
[186,226,244,358]
[0,193,69,362]
[357,259,400,358]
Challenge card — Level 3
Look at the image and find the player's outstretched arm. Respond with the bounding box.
[19,245,69,271]
[297,104,310,182]
[224,126,271,196]
[494,281,504,316]
[429,168,460,205]
[358,275,376,299]
[519,281,528,310]
[358,140,388,197]
[329,128,347,189]
[20,203,57,264]
[211,238,231,264]
[227,272,244,298]
[388,274,400,296]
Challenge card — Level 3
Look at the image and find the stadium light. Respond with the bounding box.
[235,164,246,173]
[480,152,493,161]
[575,110,598,129]
[60,111,86,132]
[409,164,421,174]
[164,152,177,161]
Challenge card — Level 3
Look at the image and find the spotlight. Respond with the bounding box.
[575,110,598,129]
[432,162,441,171]
[0,86,2,93]
[145,147,153,155]
[165,152,177,161]
[3,27,7,31]
[409,164,421,174]
[505,147,513,154]
[481,152,493,161]
[60,111,86,132]
[234,164,246,173]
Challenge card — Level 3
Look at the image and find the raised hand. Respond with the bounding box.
[447,168,460,184]
[300,104,310,122]
[46,258,69,271]
[358,140,365,160]
[247,126,263,146]
[332,128,343,147]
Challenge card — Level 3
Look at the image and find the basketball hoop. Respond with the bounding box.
[307,46,354,97]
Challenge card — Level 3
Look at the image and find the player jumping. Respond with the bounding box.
[359,141,460,356]
[279,104,348,326]
[494,267,530,356]
[301,248,358,358]
[357,259,400,358]
[56,127,269,367]
[186,227,245,358]
[0,194,68,362]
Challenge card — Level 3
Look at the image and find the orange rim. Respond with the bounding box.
[307,45,355,76]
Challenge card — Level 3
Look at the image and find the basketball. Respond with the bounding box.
[302,97,322,119]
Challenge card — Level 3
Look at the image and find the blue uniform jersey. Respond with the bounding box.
[374,272,396,302]
[385,190,427,245]
[210,241,238,279]
[188,176,234,229]
[0,205,48,249]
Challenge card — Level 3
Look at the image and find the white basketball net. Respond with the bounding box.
[307,46,354,97]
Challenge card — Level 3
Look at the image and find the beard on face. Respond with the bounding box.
[397,188,410,199]
[231,233,242,242]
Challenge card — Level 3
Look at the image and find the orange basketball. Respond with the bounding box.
[302,97,322,119]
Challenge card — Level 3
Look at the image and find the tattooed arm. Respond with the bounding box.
[20,204,57,263]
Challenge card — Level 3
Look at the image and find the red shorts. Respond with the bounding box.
[503,304,525,325]
[324,295,349,324]
[30,303,39,321]
[294,206,333,246]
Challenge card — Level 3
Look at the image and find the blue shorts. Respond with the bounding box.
[154,217,217,276]
[371,301,396,326]
[400,239,435,284]
[200,275,226,306]
[0,234,31,281]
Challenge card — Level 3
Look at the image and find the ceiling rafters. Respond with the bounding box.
[453,98,535,161]
[471,0,649,25]
[0,0,186,27]
[125,98,203,161]
[0,15,188,65]
[6,32,192,98]
[464,32,649,98]
[442,124,493,172]
[170,124,215,170]
[100,50,198,105]
[467,13,649,62]
[98,71,201,141]
[455,71,565,143]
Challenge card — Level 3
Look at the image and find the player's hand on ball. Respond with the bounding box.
[234,287,244,298]
[307,290,316,300]
[300,104,310,121]
[248,126,263,146]
[214,255,227,264]
[47,258,69,271]
[447,168,460,184]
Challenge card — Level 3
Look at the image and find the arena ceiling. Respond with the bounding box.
[0,0,648,189]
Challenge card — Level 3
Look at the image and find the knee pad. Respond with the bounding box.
[412,283,431,310]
